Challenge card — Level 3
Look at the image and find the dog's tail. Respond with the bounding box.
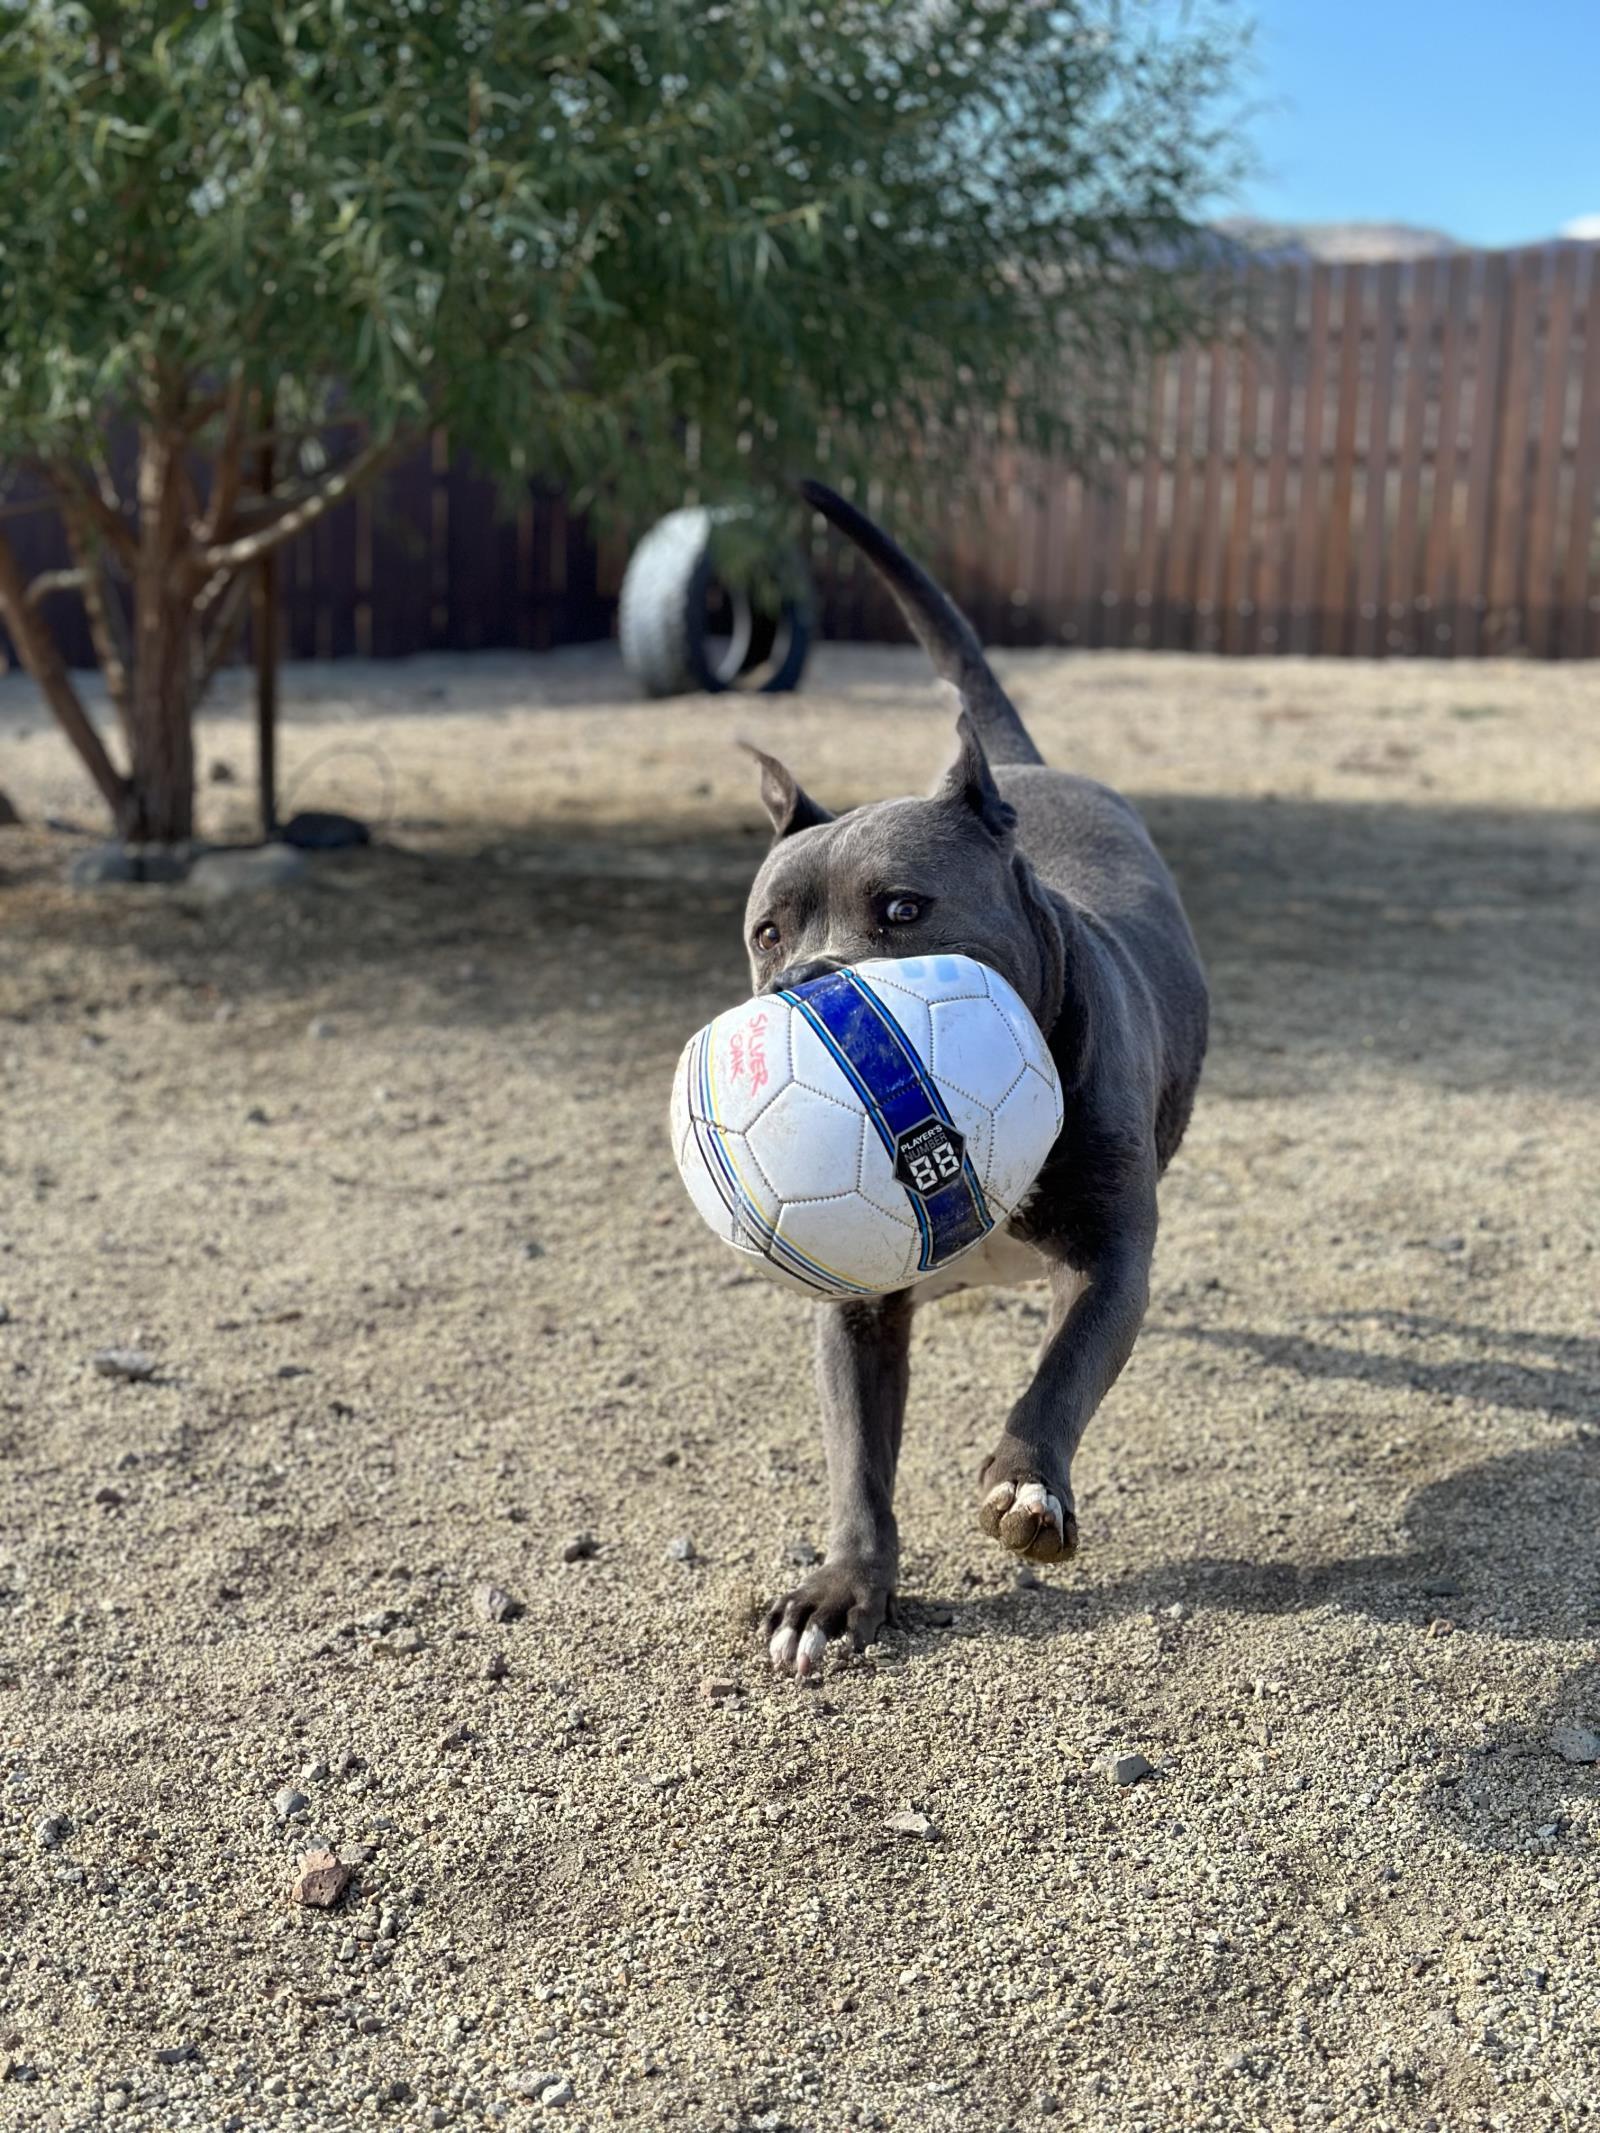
[800,478,1043,768]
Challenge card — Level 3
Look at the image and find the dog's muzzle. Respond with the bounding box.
[767,956,844,995]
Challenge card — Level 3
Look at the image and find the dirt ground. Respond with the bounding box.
[0,643,1597,2133]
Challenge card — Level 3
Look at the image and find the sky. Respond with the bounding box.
[1236,0,1600,247]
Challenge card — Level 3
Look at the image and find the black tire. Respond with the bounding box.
[619,507,812,698]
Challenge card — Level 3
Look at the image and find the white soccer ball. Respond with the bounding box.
[670,954,1063,1299]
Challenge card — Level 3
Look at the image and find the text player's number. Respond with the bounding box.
[908,1143,960,1191]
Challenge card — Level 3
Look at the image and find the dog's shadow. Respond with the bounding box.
[901,1403,1600,1852]
[914,1426,1598,1644]
[916,1306,1599,1643]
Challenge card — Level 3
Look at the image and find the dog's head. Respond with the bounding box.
[741,709,1066,1034]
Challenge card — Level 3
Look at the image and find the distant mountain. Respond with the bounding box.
[1216,219,1462,263]
[1217,217,1600,262]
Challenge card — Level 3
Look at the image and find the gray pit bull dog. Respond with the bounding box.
[746,481,1208,1677]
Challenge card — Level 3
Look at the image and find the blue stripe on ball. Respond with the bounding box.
[782,971,993,1273]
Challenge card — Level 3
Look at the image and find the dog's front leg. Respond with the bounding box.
[765,1289,911,1677]
[978,1243,1152,1562]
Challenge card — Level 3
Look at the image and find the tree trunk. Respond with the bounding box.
[124,424,198,844]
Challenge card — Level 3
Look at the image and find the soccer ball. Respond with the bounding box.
[670,955,1063,1299]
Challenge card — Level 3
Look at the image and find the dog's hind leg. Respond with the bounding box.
[765,1289,911,1677]
[977,1241,1153,1561]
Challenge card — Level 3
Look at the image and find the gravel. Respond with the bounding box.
[1,645,1596,2131]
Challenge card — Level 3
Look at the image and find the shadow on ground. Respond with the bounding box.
[6,790,1597,1090]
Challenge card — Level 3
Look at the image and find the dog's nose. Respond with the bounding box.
[771,957,842,994]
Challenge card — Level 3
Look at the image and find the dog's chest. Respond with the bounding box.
[910,1215,1056,1304]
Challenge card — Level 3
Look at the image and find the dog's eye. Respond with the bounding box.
[885,896,924,925]
[753,922,782,953]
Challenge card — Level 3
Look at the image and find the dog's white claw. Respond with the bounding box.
[769,1624,801,1672]
[794,1622,829,1677]
[1013,1480,1063,1534]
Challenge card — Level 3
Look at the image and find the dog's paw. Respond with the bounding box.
[763,1563,893,1679]
[977,1463,1078,1563]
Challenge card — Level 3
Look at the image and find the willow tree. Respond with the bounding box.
[0,1,1243,845]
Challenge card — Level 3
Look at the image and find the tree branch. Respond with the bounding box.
[62,501,133,726]
[196,369,249,546]
[46,463,138,570]
[0,530,130,826]
[197,432,414,572]
[193,569,252,703]
[24,567,87,606]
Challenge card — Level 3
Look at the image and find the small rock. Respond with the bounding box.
[290,1848,353,1909]
[884,1810,938,1841]
[0,790,20,829]
[307,1017,336,1041]
[484,1649,510,1682]
[273,1787,310,1820]
[1422,1577,1463,1599]
[245,1104,270,1125]
[665,1536,697,1564]
[540,2079,574,2109]
[92,1348,157,1382]
[186,843,308,899]
[368,1627,423,1658]
[153,2043,196,2066]
[1551,1721,1600,1765]
[1096,1751,1156,1786]
[93,1487,125,1511]
[1037,2094,1060,2117]
[33,1813,70,1850]
[0,1304,10,1324]
[280,809,369,852]
[208,760,236,784]
[521,1240,546,1261]
[703,1678,741,1706]
[509,2071,560,2102]
[784,1539,821,1568]
[1013,1565,1041,1591]
[474,1583,522,1625]
[561,1533,598,1563]
[1425,1617,1456,1639]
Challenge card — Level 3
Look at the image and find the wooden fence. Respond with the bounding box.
[5,243,1600,670]
[911,242,1600,660]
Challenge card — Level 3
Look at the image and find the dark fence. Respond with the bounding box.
[5,243,1600,671]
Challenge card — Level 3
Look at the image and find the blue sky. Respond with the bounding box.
[1236,1,1600,246]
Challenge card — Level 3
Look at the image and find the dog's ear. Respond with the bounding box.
[934,706,1016,842]
[740,742,834,840]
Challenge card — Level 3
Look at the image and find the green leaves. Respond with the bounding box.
[0,0,1247,530]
